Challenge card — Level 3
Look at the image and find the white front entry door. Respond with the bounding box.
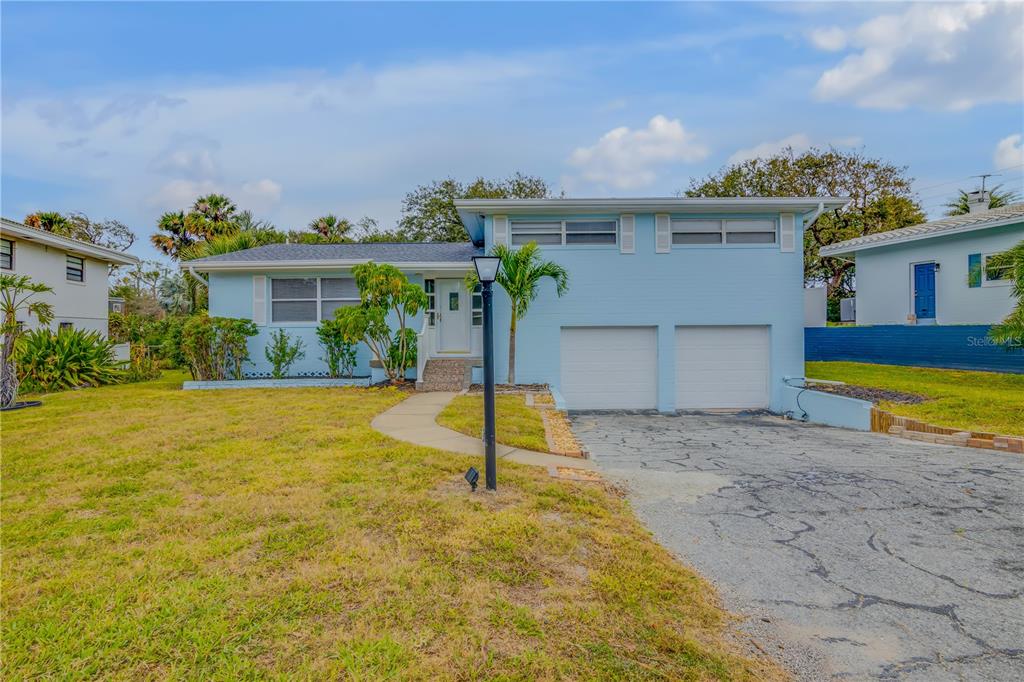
[559,326,658,410]
[437,279,470,352]
[675,325,770,409]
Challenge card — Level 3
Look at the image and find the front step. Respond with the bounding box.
[417,358,478,392]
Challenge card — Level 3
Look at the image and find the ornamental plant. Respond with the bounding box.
[180,313,257,380]
[17,328,123,393]
[1,274,54,408]
[317,319,358,378]
[333,263,426,382]
[265,329,305,379]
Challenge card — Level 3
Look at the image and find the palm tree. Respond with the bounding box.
[944,185,1021,216]
[307,214,353,241]
[1,274,54,408]
[235,210,275,232]
[23,212,71,233]
[988,240,1024,348]
[466,242,569,384]
[151,211,193,259]
[185,193,238,239]
[179,228,285,261]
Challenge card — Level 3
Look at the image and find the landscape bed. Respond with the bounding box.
[183,376,370,390]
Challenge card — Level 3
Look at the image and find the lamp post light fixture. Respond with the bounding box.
[472,255,502,491]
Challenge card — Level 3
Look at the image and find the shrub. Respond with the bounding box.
[317,319,358,378]
[387,327,418,377]
[265,329,305,379]
[17,328,122,393]
[180,313,257,380]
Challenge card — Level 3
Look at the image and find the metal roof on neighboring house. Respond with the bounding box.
[185,241,483,271]
[820,203,1024,258]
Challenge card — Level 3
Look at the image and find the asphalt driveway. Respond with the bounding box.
[571,412,1024,681]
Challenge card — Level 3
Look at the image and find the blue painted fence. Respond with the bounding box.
[806,325,1024,374]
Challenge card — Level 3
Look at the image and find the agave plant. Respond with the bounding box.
[17,328,123,393]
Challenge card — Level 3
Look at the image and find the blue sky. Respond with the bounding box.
[3,1,1022,264]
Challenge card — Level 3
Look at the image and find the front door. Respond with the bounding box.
[437,279,469,352]
[913,263,936,320]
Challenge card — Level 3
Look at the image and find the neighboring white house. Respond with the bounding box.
[820,201,1023,326]
[1,217,139,335]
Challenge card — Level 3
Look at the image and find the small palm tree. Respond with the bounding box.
[180,229,285,261]
[467,242,568,384]
[23,212,71,233]
[1,274,54,408]
[944,185,1021,216]
[988,240,1024,348]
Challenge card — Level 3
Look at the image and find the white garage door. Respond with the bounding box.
[560,327,657,410]
[676,326,770,409]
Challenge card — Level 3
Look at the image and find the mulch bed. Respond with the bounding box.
[810,383,927,405]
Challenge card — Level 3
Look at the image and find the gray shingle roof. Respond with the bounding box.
[188,241,482,265]
[820,203,1024,256]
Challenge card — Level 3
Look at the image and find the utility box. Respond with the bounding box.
[804,287,827,327]
[840,297,856,323]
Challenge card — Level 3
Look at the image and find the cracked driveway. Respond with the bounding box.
[571,412,1024,681]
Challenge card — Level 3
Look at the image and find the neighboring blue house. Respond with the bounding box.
[189,197,850,416]
[820,201,1023,326]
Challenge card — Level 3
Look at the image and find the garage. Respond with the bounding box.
[560,326,658,410]
[676,326,770,409]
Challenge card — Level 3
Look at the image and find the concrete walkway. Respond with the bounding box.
[371,391,596,470]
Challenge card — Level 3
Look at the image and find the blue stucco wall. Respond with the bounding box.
[483,212,810,413]
[806,325,1024,374]
[208,270,424,378]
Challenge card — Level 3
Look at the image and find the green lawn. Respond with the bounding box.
[1,372,780,680]
[437,393,550,453]
[807,361,1024,436]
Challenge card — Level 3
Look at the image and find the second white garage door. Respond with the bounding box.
[560,326,657,410]
[676,326,770,409]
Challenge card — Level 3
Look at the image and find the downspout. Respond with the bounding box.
[187,265,209,288]
[804,201,826,229]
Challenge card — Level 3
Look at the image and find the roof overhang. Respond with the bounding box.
[454,197,851,244]
[184,259,475,273]
[820,215,1024,259]
[1,218,140,266]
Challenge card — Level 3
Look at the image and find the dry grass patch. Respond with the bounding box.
[437,393,550,453]
[2,372,784,680]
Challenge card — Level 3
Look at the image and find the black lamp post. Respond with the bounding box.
[473,254,502,491]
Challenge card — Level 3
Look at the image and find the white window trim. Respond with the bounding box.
[669,218,778,248]
[425,279,437,327]
[65,254,86,284]
[509,219,618,247]
[982,252,1012,287]
[270,277,360,324]
[1,238,13,271]
[471,283,483,326]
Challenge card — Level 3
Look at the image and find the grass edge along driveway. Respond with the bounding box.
[2,372,782,680]
[807,361,1024,437]
[436,393,550,453]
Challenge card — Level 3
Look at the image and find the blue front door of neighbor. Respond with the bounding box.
[914,263,936,320]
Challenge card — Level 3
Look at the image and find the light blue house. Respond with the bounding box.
[821,201,1023,326]
[190,196,851,418]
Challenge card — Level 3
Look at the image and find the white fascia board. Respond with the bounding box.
[184,259,475,273]
[454,197,851,215]
[820,217,1024,258]
[0,218,140,265]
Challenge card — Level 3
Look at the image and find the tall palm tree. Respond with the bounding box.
[186,193,238,239]
[1,274,54,408]
[944,185,1021,216]
[150,211,193,259]
[307,214,353,241]
[466,242,569,384]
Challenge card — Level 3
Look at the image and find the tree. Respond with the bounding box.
[987,240,1024,348]
[25,211,134,251]
[23,212,70,232]
[685,146,925,311]
[398,173,552,242]
[185,194,238,239]
[466,242,568,385]
[151,211,195,259]
[179,228,285,262]
[333,263,427,382]
[944,184,1022,216]
[1,274,54,408]
[308,214,353,239]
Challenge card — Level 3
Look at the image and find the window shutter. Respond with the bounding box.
[780,213,795,252]
[968,253,982,288]
[619,214,635,254]
[252,275,266,326]
[655,214,671,253]
[492,215,508,247]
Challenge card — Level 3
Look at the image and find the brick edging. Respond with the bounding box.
[873,408,1023,453]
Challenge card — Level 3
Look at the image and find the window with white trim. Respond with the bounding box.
[270,277,359,322]
[66,255,85,282]
[983,253,1012,286]
[510,220,617,246]
[1,239,13,270]
[472,284,482,326]
[425,279,436,326]
[671,219,777,245]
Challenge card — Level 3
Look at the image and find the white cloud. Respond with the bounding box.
[567,115,709,190]
[241,178,283,206]
[994,133,1024,170]
[810,3,1023,110]
[726,133,862,164]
